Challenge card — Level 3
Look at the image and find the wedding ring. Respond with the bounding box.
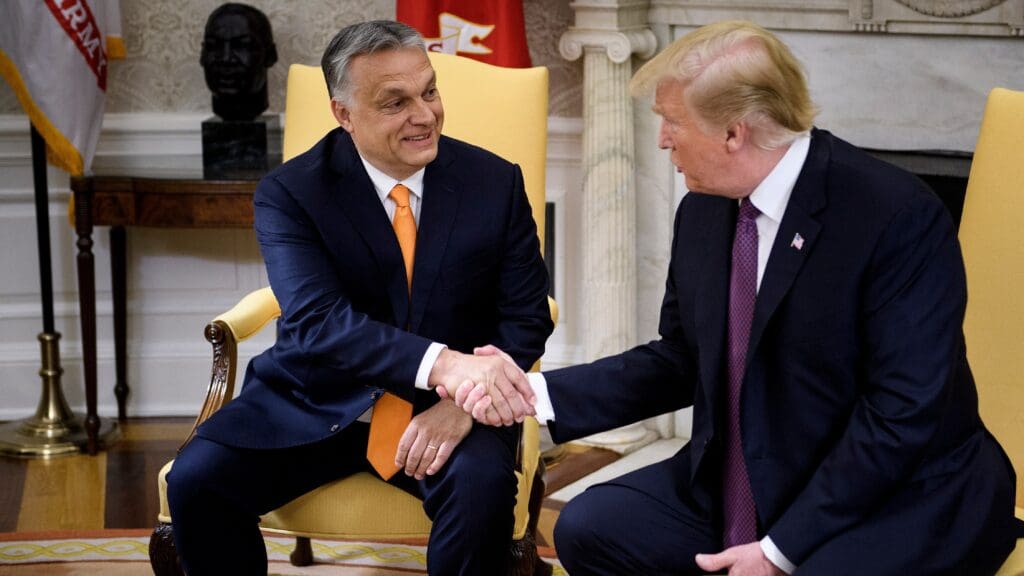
[426,444,438,450]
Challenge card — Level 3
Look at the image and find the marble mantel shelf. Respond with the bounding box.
[648,0,1024,37]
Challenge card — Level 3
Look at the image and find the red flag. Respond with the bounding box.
[397,0,531,68]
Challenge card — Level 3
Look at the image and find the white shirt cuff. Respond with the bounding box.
[527,372,555,423]
[415,342,447,390]
[760,536,796,575]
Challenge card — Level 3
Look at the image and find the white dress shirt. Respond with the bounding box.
[527,133,811,574]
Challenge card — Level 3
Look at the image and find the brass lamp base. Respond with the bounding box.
[0,415,119,458]
[0,332,120,458]
[541,444,568,467]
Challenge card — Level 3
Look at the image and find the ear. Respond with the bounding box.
[725,120,749,153]
[331,99,353,132]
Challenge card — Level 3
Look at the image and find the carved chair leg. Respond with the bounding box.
[149,522,185,576]
[510,460,554,576]
[291,536,314,566]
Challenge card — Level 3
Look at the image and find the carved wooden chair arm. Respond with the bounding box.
[179,286,281,450]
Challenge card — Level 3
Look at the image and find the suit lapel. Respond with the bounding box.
[694,197,735,416]
[409,139,460,332]
[746,131,830,363]
[327,130,411,328]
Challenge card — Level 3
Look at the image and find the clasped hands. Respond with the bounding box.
[428,345,534,427]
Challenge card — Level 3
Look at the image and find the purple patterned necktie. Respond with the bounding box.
[723,199,760,548]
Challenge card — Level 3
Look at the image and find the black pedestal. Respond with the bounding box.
[202,115,281,179]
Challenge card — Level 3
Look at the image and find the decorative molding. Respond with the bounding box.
[649,0,852,34]
[894,0,1006,18]
[560,0,658,63]
[1,112,231,178]
[853,0,1024,35]
[648,0,1024,37]
[560,28,658,63]
[0,292,259,322]
[547,117,585,163]
[3,113,581,172]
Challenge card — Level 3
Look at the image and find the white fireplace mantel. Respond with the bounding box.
[648,0,1024,37]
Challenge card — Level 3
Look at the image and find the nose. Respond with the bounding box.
[408,98,435,126]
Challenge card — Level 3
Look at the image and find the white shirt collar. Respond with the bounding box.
[358,155,426,203]
[746,133,811,221]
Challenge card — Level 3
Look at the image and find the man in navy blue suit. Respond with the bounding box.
[167,20,551,576]
[462,20,1019,575]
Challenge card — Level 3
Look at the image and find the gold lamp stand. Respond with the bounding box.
[0,332,119,458]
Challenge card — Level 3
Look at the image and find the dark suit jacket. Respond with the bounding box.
[544,129,1017,569]
[199,128,553,450]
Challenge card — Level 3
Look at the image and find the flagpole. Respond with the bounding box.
[32,127,56,333]
[0,126,119,458]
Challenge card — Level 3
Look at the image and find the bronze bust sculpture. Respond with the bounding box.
[200,3,278,121]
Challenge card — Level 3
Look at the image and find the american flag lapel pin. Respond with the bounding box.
[790,233,805,251]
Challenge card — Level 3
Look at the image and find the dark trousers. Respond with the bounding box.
[166,421,518,576]
[554,444,1018,575]
[554,458,718,576]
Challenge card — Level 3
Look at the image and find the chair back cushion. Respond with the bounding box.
[281,64,335,162]
[959,87,1024,507]
[282,54,549,252]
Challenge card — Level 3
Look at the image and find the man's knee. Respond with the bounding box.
[554,491,607,555]
[165,443,208,512]
[424,437,517,527]
[444,451,516,507]
[166,438,238,516]
[553,488,631,575]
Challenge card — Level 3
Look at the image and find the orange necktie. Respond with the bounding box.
[366,184,416,479]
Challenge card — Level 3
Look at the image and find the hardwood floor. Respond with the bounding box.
[0,418,187,534]
[0,418,618,548]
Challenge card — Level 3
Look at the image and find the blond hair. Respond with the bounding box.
[630,21,816,149]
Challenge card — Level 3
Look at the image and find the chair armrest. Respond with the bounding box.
[179,286,281,450]
[213,286,281,343]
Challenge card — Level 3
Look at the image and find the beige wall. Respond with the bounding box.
[0,0,581,117]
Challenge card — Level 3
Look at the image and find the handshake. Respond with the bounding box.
[428,345,535,427]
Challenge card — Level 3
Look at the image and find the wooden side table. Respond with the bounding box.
[68,176,258,453]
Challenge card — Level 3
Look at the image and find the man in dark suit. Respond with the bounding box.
[462,20,1019,575]
[167,20,551,576]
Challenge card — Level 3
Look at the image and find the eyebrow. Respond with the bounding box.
[377,87,408,99]
[375,72,437,100]
[421,72,438,93]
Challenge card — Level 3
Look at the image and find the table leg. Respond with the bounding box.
[110,226,128,421]
[73,186,99,455]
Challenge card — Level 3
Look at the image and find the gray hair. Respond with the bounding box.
[321,20,425,104]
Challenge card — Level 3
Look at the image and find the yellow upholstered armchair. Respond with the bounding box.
[959,87,1024,575]
[149,53,557,576]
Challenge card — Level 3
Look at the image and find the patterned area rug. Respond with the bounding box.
[0,530,565,575]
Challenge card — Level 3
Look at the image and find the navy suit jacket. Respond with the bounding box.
[544,129,1017,568]
[199,128,553,450]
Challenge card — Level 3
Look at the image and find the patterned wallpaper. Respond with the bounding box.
[0,0,581,117]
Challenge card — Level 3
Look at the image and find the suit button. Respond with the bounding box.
[330,424,339,432]
[703,438,712,449]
